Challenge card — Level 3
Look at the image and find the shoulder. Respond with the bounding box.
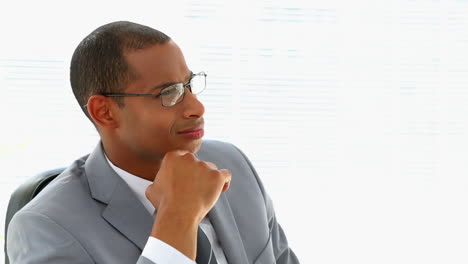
[198,139,259,178]
[7,156,96,263]
[199,139,270,217]
[198,139,268,201]
[198,139,242,157]
[11,154,105,234]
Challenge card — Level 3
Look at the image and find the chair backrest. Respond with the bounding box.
[4,168,65,264]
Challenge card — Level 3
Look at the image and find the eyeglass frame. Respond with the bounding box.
[97,71,207,107]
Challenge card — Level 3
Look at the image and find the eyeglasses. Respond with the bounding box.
[101,72,207,107]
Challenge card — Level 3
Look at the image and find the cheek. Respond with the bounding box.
[135,110,177,141]
[144,121,173,141]
[121,105,173,138]
[122,100,184,145]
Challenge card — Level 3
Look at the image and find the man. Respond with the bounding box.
[7,21,299,264]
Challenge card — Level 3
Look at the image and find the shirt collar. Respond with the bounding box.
[104,154,155,215]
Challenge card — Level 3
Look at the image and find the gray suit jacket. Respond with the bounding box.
[7,140,299,264]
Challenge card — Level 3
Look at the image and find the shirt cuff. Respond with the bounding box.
[141,236,196,264]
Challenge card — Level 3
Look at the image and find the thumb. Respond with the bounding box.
[145,183,162,209]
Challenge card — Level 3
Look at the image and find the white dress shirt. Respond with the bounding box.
[105,155,228,264]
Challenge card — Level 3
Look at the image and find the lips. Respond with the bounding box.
[177,123,205,139]
[177,123,204,134]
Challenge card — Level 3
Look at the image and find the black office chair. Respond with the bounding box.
[4,168,65,264]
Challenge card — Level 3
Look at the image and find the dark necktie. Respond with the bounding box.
[196,227,218,264]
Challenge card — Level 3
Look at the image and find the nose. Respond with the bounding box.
[182,88,205,119]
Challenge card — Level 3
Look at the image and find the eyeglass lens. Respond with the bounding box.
[161,73,206,106]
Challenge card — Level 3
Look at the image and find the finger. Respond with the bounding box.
[165,149,191,159]
[218,169,232,181]
[162,150,197,165]
[218,169,232,192]
[145,184,162,208]
[145,184,153,200]
[222,181,230,192]
[205,161,218,170]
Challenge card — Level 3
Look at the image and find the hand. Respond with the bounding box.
[145,150,231,260]
[146,150,231,224]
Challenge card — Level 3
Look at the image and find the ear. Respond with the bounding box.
[86,95,120,129]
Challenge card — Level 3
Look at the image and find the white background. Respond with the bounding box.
[1,0,468,263]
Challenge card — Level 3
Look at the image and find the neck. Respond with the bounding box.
[101,140,162,182]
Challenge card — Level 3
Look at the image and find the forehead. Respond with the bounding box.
[124,41,190,91]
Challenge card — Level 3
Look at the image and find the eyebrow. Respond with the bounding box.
[148,71,194,92]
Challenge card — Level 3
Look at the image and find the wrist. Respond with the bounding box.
[158,199,205,224]
[151,206,199,260]
[156,204,200,229]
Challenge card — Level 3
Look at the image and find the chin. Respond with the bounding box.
[190,138,203,154]
[185,138,203,154]
[194,139,203,153]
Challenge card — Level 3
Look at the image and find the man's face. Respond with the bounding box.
[115,41,205,161]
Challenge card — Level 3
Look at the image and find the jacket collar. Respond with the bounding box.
[85,142,153,250]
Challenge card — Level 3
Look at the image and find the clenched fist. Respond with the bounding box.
[146,150,231,222]
[146,150,231,259]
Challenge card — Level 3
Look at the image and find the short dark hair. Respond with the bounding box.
[70,21,171,121]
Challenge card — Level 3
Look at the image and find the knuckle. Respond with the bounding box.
[208,169,221,177]
[164,151,177,161]
[209,170,227,184]
[182,152,196,161]
[206,162,218,170]
[199,162,210,170]
[201,161,217,170]
[222,169,232,180]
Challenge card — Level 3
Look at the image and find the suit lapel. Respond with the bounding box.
[197,141,250,263]
[101,181,154,250]
[208,193,249,263]
[85,142,153,250]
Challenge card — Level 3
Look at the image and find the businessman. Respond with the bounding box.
[7,21,300,264]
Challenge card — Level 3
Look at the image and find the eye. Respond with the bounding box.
[160,85,178,96]
[185,83,193,93]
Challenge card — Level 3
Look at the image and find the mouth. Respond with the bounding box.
[177,123,205,139]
